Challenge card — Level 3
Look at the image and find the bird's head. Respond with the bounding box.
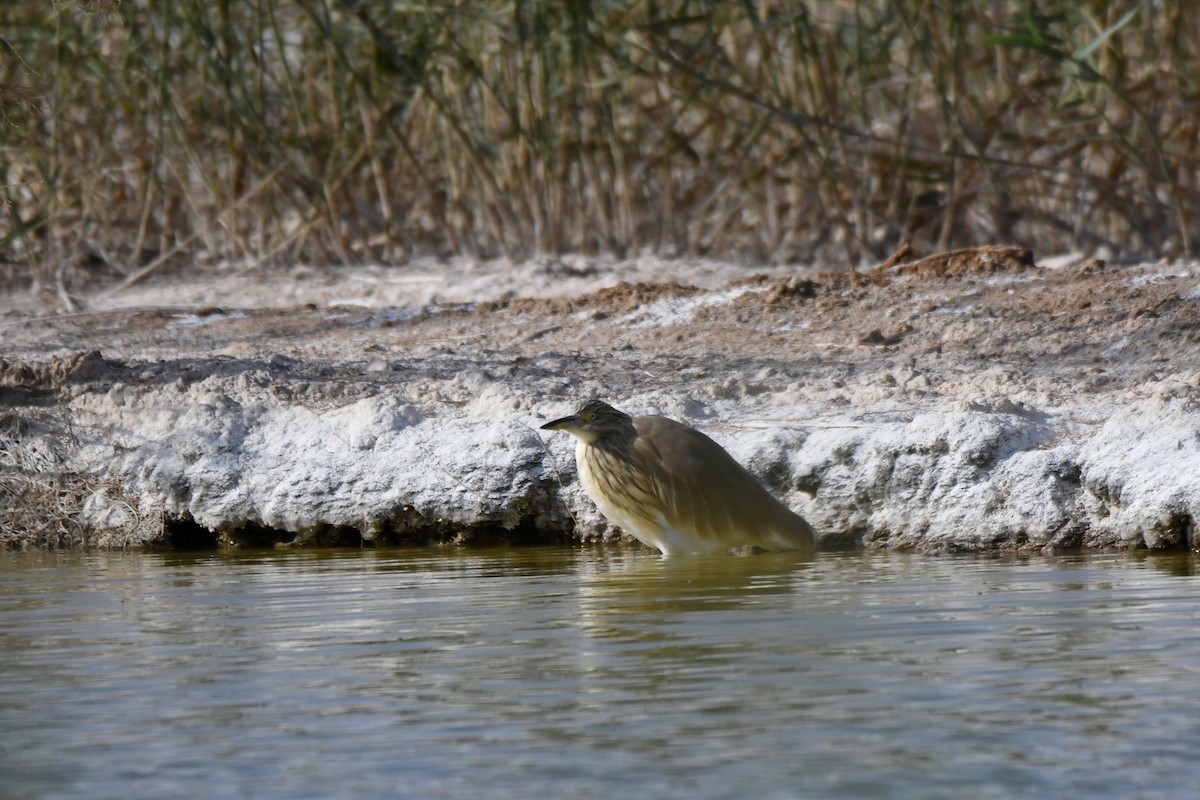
[541,399,634,445]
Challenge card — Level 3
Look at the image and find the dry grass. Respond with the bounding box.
[2,1,1198,297]
[0,407,160,550]
[0,412,90,548]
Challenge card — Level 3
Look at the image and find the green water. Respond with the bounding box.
[1,547,1198,799]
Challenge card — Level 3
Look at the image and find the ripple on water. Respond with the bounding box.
[0,547,1198,799]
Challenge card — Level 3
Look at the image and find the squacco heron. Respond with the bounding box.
[542,399,816,555]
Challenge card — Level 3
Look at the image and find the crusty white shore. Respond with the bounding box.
[2,254,1198,550]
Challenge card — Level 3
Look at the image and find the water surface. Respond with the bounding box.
[1,547,1198,799]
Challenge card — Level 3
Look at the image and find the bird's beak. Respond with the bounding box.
[541,414,580,431]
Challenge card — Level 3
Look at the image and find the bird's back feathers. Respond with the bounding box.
[621,415,815,554]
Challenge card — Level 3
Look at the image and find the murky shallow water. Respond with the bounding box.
[1,547,1198,799]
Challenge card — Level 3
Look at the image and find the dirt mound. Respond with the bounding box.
[876,244,1036,278]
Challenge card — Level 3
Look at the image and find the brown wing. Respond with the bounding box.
[632,415,815,552]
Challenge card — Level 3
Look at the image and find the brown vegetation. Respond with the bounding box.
[2,2,1198,301]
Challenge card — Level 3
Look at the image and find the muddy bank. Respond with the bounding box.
[2,251,1199,551]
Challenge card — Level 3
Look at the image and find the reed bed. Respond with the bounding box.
[2,1,1197,294]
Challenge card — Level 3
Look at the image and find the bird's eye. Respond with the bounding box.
[581,412,594,422]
